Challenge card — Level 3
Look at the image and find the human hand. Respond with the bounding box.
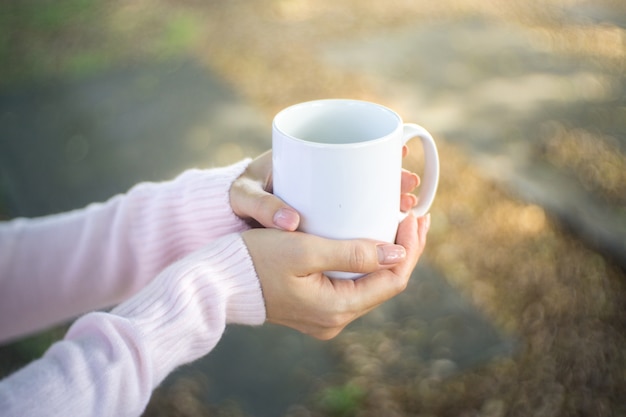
[242,212,430,340]
[230,151,301,231]
[230,149,422,231]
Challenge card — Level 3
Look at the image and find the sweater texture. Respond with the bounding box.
[0,159,267,417]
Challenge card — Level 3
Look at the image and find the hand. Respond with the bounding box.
[242,213,431,340]
[230,150,422,231]
[230,151,301,231]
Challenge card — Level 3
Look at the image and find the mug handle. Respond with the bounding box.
[402,123,440,218]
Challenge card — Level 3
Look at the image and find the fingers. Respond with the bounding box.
[231,178,300,231]
[400,193,418,212]
[243,213,432,341]
[300,212,429,285]
[353,214,419,294]
[394,212,430,278]
[416,213,431,251]
[400,169,420,211]
[244,150,273,190]
[401,169,420,193]
[290,235,406,276]
[346,212,430,313]
[302,218,428,341]
[230,151,300,231]
[230,150,301,231]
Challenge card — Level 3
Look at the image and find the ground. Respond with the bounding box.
[0,1,625,416]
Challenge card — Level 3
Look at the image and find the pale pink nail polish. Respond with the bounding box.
[377,244,406,265]
[273,208,300,230]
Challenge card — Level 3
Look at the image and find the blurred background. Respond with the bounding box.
[0,1,625,416]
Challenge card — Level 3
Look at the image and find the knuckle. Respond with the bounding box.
[319,306,355,330]
[347,244,369,272]
[316,314,342,331]
[392,276,410,294]
[327,313,348,329]
[311,321,345,340]
[257,193,276,217]
[314,310,350,332]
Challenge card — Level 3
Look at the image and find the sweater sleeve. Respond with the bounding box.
[0,159,253,343]
[0,233,266,417]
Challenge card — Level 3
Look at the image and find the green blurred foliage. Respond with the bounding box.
[158,14,203,57]
[317,383,365,417]
[0,0,204,86]
[12,0,98,31]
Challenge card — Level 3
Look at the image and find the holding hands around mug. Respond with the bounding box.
[231,150,430,340]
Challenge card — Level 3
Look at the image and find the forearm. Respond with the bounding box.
[0,234,265,417]
[0,159,252,343]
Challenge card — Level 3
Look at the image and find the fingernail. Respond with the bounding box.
[273,207,299,230]
[425,213,431,231]
[377,244,406,265]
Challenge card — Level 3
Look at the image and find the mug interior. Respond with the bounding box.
[274,100,400,144]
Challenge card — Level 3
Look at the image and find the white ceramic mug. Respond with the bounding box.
[272,99,439,279]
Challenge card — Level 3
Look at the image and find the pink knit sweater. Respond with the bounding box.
[0,159,267,417]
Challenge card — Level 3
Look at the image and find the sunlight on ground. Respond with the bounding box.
[1,1,625,416]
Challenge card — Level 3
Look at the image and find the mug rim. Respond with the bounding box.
[272,98,403,148]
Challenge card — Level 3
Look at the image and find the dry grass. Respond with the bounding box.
[541,125,626,205]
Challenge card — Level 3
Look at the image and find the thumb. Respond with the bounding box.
[304,237,406,275]
[232,178,300,231]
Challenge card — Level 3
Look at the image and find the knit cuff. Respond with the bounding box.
[110,233,266,385]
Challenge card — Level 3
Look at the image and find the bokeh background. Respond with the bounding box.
[1,1,625,416]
